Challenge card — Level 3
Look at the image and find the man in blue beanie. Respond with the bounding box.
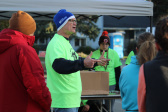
[45,9,108,112]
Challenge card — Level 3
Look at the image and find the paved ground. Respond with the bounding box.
[114,99,125,112]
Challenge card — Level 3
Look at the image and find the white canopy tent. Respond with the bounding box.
[0,0,153,17]
[0,0,153,31]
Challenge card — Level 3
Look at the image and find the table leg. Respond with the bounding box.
[109,100,111,112]
[100,100,103,112]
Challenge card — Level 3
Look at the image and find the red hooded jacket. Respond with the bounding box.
[0,29,51,112]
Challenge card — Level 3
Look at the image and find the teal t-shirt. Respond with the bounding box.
[45,34,82,108]
[91,48,122,85]
[125,51,135,65]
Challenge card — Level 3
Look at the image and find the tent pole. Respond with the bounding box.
[150,16,153,33]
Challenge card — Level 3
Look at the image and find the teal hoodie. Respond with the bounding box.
[119,56,140,112]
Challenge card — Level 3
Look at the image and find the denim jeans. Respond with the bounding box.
[53,108,78,112]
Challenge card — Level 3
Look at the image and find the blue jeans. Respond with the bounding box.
[53,108,78,112]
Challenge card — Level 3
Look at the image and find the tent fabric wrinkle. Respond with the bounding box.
[0,0,153,20]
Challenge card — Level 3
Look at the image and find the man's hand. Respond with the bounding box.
[84,51,101,68]
[98,50,110,66]
[82,105,90,112]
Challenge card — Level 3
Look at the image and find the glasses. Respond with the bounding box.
[68,19,77,24]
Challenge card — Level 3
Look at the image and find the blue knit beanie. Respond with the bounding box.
[53,9,75,31]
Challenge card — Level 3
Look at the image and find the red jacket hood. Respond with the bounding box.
[0,29,35,53]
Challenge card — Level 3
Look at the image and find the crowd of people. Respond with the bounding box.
[0,9,168,112]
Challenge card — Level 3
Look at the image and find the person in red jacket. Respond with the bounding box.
[0,10,51,112]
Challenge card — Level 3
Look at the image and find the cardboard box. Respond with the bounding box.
[80,71,109,95]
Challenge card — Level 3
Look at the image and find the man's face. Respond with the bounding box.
[62,18,77,35]
[100,42,109,50]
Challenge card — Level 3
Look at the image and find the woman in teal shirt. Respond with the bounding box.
[119,32,157,112]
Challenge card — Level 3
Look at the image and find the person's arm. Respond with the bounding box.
[115,66,121,91]
[112,50,122,90]
[91,50,110,70]
[88,62,98,71]
[138,65,146,112]
[52,57,85,74]
[19,46,51,111]
[52,50,106,74]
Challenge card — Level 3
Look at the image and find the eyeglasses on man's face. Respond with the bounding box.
[68,19,77,24]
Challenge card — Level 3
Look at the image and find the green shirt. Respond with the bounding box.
[125,51,135,65]
[91,48,122,85]
[45,34,82,108]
